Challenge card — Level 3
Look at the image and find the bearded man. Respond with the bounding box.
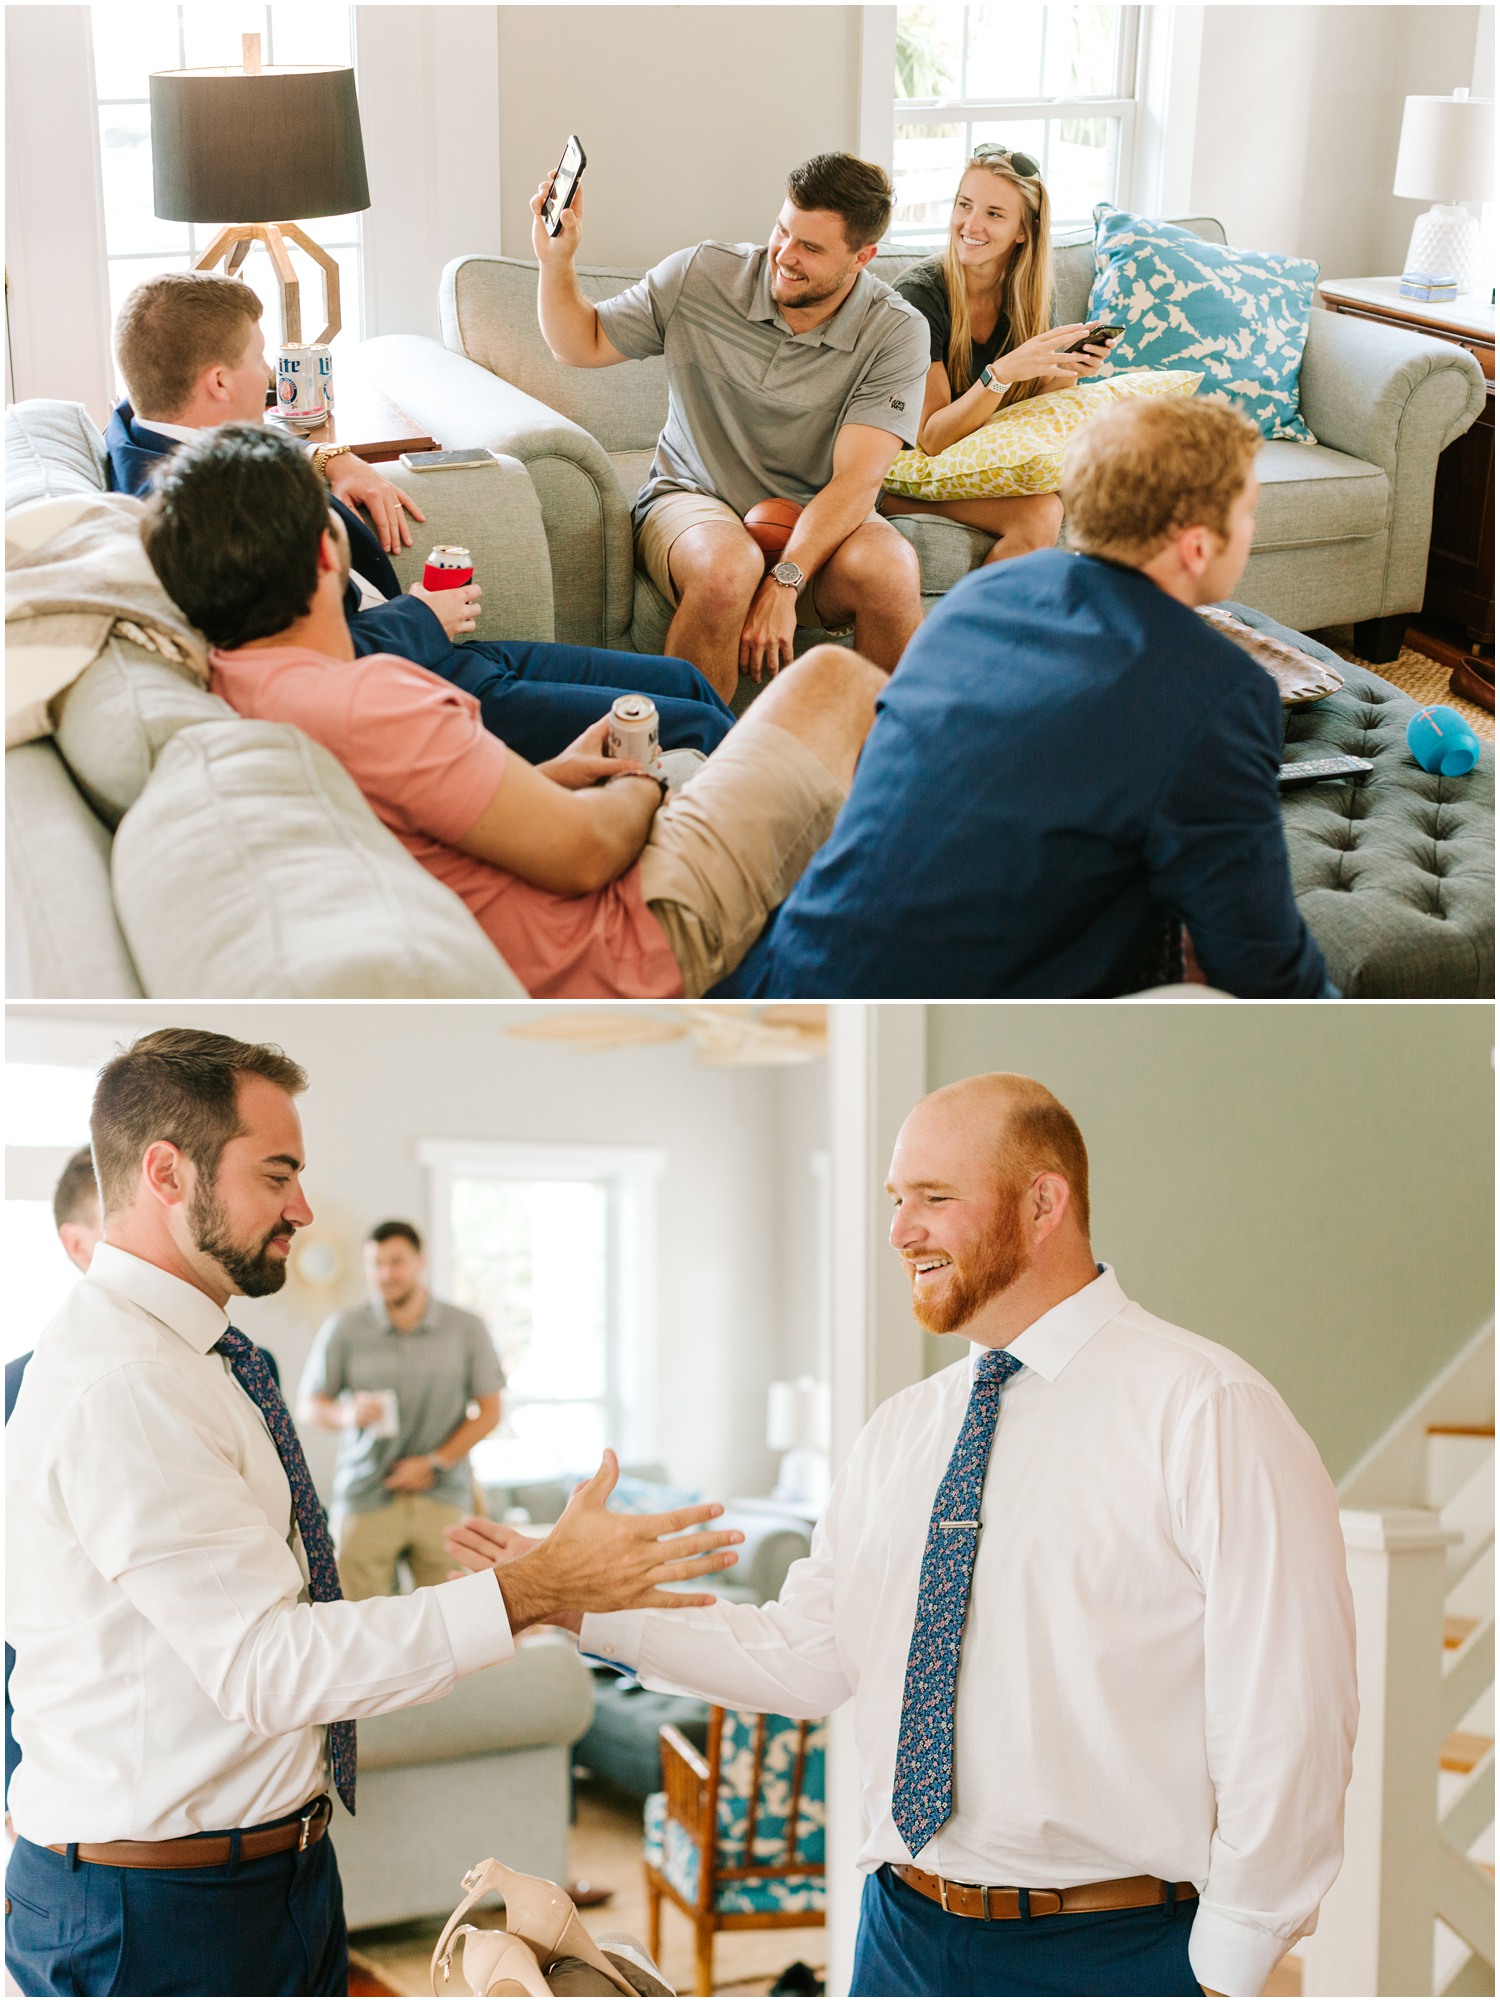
[534,150,928,699]
[4,1028,742,1998]
[449,1073,1359,1999]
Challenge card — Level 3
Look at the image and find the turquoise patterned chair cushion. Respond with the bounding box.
[644,1711,827,1917]
[1085,204,1319,443]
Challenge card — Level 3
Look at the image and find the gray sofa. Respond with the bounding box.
[333,1633,596,1930]
[5,399,539,999]
[357,220,1486,661]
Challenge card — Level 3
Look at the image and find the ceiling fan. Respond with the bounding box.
[506,1005,827,1065]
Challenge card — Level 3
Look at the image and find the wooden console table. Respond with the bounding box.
[1318,278,1494,711]
[266,343,436,465]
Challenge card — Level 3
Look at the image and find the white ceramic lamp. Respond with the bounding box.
[767,1376,831,1508]
[1393,88,1494,295]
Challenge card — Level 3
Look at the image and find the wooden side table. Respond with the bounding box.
[266,343,436,464]
[1318,278,1494,710]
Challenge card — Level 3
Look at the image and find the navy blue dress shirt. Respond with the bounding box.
[731,550,1327,998]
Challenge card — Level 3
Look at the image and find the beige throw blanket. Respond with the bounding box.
[5,492,210,747]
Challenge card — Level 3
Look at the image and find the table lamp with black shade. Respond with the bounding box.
[149,33,369,347]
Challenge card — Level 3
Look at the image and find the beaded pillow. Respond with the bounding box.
[1085,204,1320,443]
[882,368,1202,502]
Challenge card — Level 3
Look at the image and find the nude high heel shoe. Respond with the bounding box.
[449,1928,552,1997]
[484,1862,637,1997]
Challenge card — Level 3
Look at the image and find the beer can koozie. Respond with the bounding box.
[276,345,327,432]
[422,546,474,591]
[607,694,660,767]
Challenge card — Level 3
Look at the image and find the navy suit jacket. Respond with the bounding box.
[734,550,1328,999]
[104,400,403,615]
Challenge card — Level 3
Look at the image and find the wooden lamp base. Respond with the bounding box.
[193,220,341,346]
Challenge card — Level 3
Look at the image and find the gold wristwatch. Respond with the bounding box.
[310,443,353,480]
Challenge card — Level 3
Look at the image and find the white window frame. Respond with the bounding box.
[886,3,1145,241]
[415,1140,665,1473]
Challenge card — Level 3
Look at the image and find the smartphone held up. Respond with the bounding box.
[543,134,587,236]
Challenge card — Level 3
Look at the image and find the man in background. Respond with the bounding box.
[107,271,735,762]
[298,1221,503,1599]
[6,1148,103,1826]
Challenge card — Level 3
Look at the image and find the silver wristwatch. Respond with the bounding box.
[770,559,805,590]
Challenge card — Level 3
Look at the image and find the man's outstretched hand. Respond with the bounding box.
[324,451,424,553]
[450,1450,741,1632]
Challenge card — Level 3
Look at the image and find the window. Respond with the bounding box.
[418,1142,664,1487]
[892,3,1140,241]
[90,3,362,394]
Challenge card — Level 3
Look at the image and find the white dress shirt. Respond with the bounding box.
[583,1266,1357,1997]
[6,1244,513,1843]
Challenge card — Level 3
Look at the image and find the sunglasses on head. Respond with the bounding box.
[972,143,1042,179]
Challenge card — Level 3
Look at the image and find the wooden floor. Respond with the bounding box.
[348,1779,826,1998]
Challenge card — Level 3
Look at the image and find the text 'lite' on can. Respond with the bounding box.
[276,344,329,433]
[422,546,474,591]
[607,694,660,768]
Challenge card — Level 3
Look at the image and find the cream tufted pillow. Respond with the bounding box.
[883,368,1204,502]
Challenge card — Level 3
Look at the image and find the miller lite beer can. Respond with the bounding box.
[607,694,660,768]
[422,545,474,591]
[276,344,328,433]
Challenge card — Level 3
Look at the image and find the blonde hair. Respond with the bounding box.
[940,156,1053,404]
[1062,396,1262,565]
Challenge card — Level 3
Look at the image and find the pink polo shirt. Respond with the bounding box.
[209,645,683,999]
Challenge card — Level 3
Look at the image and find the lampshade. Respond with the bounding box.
[149,64,370,223]
[767,1378,830,1454]
[1393,89,1494,203]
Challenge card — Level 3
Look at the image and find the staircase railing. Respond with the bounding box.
[1302,1324,1494,1998]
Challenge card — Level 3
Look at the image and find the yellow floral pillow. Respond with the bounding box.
[883,368,1204,502]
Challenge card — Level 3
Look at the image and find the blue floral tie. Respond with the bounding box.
[215,1326,357,1813]
[891,1345,1023,1857]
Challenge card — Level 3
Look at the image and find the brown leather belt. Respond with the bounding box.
[48,1794,332,1871]
[892,1864,1199,1921]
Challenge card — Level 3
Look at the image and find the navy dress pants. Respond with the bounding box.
[5,1823,348,1997]
[850,1865,1201,1998]
[443,638,736,763]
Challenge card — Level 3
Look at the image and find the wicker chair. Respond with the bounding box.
[643,1707,826,1996]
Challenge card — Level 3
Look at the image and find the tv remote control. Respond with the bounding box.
[1278,754,1374,789]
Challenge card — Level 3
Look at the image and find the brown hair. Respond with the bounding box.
[52,1146,100,1233]
[91,1028,308,1217]
[991,1082,1091,1238]
[1062,396,1262,565]
[785,153,893,251]
[941,156,1054,402]
[114,271,263,421]
[369,1219,423,1252]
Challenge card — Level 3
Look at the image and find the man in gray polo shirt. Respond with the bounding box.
[297,1219,503,1599]
[533,151,929,701]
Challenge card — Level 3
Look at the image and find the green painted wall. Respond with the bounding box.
[925,1004,1494,1482]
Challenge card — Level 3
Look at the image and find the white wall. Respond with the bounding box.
[4,1004,828,1507]
[494,7,864,266]
[1188,6,1487,275]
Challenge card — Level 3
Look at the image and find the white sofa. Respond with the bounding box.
[5,399,541,999]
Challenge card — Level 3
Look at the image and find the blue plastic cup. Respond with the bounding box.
[1406,704,1480,777]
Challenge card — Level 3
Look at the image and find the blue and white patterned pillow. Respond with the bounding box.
[1085,204,1320,444]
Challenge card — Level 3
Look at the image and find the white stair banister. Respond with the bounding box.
[1302,1508,1459,1997]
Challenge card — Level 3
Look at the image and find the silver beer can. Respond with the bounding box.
[607,693,660,768]
[314,345,333,410]
[276,344,328,433]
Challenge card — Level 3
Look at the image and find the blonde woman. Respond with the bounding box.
[882,144,1115,563]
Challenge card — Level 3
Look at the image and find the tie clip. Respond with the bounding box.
[939,1520,980,1530]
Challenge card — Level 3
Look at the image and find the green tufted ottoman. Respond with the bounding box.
[1224,605,1494,997]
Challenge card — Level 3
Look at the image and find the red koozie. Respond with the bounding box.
[422,545,474,591]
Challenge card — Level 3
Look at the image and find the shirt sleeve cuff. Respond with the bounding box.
[578,1610,647,1670]
[1188,1902,1298,1997]
[433,1569,516,1677]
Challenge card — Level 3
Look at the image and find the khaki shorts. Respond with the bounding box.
[636,488,873,636]
[638,716,845,995]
